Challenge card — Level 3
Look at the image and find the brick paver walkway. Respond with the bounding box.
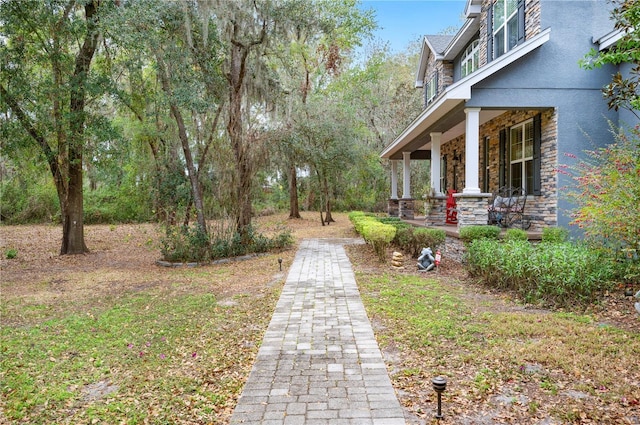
[230,238,405,425]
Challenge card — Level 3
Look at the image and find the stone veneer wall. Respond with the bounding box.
[425,195,447,226]
[388,199,399,217]
[399,198,415,220]
[454,194,492,227]
[437,108,557,231]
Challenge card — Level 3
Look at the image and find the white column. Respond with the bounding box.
[390,160,398,200]
[463,108,481,194]
[430,132,442,195]
[402,152,411,199]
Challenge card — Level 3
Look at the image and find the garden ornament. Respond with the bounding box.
[417,247,435,272]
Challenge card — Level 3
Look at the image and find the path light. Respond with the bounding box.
[278,258,282,271]
[432,376,447,419]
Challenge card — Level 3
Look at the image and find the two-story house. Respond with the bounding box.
[381,0,633,232]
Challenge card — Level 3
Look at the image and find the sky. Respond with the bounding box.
[359,1,467,53]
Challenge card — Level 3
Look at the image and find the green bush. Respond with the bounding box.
[397,227,446,257]
[504,228,528,242]
[160,224,293,263]
[361,221,396,261]
[541,227,569,244]
[5,248,18,259]
[465,239,616,308]
[459,225,500,245]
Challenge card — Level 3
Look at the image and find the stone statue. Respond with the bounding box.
[417,247,435,272]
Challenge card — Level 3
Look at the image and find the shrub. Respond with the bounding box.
[541,227,569,244]
[465,239,617,308]
[361,221,396,261]
[160,223,293,263]
[504,228,528,242]
[459,225,500,245]
[400,228,446,257]
[161,224,211,263]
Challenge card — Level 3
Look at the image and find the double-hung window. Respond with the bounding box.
[461,40,479,78]
[499,114,542,195]
[488,0,524,61]
[509,119,534,193]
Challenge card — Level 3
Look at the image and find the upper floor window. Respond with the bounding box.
[488,0,524,61]
[461,40,480,78]
[425,73,438,105]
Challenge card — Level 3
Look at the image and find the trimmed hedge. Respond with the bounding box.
[459,225,500,244]
[349,211,444,260]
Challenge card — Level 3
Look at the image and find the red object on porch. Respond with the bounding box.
[445,189,458,225]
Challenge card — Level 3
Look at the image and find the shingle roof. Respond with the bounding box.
[424,35,455,55]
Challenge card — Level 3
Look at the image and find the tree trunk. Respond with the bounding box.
[227,21,265,243]
[288,163,301,219]
[61,0,100,255]
[156,55,208,233]
[322,176,334,224]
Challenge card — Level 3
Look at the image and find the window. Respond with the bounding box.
[440,156,447,192]
[425,73,438,105]
[461,40,480,78]
[499,114,542,195]
[488,0,524,61]
[509,119,534,192]
[483,136,490,193]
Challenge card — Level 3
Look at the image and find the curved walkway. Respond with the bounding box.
[230,238,405,425]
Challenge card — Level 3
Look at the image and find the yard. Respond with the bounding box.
[1,213,638,424]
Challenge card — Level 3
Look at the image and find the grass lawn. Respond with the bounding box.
[1,212,639,424]
[350,251,640,424]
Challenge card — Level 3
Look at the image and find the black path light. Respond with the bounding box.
[278,258,283,271]
[432,376,447,420]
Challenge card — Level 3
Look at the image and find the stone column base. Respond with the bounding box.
[453,193,492,228]
[399,198,415,220]
[388,199,399,217]
[425,195,447,226]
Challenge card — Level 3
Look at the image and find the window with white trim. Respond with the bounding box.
[425,73,437,105]
[509,119,534,192]
[461,40,480,78]
[493,0,518,58]
[440,156,447,192]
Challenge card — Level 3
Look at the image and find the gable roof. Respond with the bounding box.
[425,35,455,55]
[415,2,481,88]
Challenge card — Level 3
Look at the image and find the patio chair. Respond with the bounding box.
[445,189,458,225]
[488,186,530,229]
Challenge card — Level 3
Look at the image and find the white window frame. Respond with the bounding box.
[461,40,480,78]
[425,74,437,104]
[509,119,534,192]
[493,0,518,59]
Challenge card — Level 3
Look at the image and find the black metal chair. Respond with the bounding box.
[488,186,530,230]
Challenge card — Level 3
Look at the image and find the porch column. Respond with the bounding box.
[402,151,411,198]
[463,108,481,194]
[430,132,442,195]
[390,160,398,199]
[399,152,414,219]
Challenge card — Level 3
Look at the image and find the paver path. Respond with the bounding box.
[230,238,405,425]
